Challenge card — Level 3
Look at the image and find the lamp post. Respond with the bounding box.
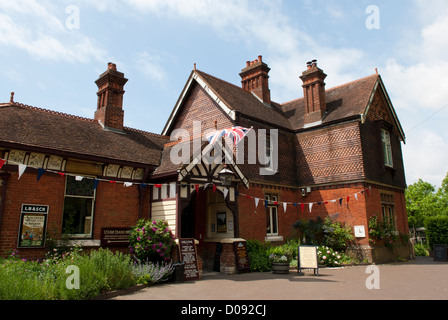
[218,166,234,187]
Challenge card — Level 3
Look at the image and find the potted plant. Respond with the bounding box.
[269,247,292,274]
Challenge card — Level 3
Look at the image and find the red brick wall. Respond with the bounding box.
[0,169,147,259]
[237,182,408,248]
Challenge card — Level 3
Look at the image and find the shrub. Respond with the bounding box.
[131,261,174,285]
[317,246,344,267]
[425,216,448,248]
[414,243,429,257]
[246,240,272,272]
[129,219,175,263]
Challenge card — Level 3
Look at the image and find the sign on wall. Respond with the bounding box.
[354,225,366,238]
[18,205,49,248]
[101,228,131,247]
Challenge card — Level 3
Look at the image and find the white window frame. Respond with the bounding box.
[265,194,278,236]
[381,129,393,167]
[62,175,96,238]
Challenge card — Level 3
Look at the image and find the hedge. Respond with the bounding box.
[425,216,448,248]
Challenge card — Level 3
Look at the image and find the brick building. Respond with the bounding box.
[0,57,411,270]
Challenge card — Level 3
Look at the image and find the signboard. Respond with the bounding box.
[101,228,131,247]
[178,238,200,281]
[233,241,250,274]
[354,225,366,238]
[297,245,319,276]
[433,244,448,262]
[18,205,49,248]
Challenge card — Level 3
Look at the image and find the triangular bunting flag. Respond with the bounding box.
[309,203,313,213]
[212,184,217,193]
[155,184,162,188]
[75,176,83,181]
[110,181,116,186]
[283,202,287,213]
[37,168,46,181]
[58,172,65,178]
[265,200,269,208]
[223,188,229,199]
[0,159,5,170]
[94,179,100,190]
[18,164,27,180]
[255,198,260,208]
[346,195,350,204]
[195,184,200,194]
[354,193,358,201]
[339,198,343,205]
[366,187,371,196]
[300,203,305,214]
[140,184,147,189]
[124,182,133,187]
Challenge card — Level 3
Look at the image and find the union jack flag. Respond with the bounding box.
[205,126,251,146]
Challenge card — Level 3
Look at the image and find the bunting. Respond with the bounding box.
[1,156,372,216]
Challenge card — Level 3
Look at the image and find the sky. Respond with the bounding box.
[1,0,448,189]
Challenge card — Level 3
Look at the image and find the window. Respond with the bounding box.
[381,129,393,167]
[381,193,396,231]
[265,194,278,236]
[62,176,96,236]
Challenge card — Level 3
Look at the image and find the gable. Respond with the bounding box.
[162,71,236,136]
[362,77,406,143]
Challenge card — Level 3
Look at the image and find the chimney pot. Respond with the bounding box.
[108,62,117,71]
[258,55,262,62]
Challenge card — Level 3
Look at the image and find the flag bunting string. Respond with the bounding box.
[0,158,371,210]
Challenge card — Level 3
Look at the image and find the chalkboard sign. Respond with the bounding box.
[178,238,200,281]
[213,243,223,272]
[298,246,319,276]
[233,241,250,273]
[433,244,448,262]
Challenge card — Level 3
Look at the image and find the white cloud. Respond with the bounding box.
[0,0,107,63]
[137,52,168,82]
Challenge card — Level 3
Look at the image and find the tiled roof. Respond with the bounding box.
[0,102,169,166]
[195,70,293,130]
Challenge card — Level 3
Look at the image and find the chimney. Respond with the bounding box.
[300,60,327,126]
[94,62,128,131]
[239,55,271,105]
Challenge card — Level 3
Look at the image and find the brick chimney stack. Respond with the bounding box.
[300,60,327,126]
[94,62,128,131]
[240,55,271,105]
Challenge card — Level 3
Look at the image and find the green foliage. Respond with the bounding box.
[246,240,272,272]
[414,243,429,257]
[292,216,354,250]
[406,174,448,229]
[425,216,448,248]
[317,246,344,267]
[131,261,174,285]
[0,248,139,300]
[129,219,175,262]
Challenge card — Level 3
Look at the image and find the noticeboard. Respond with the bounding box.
[297,245,319,276]
[101,228,131,247]
[433,244,448,262]
[18,204,49,248]
[233,241,250,273]
[178,238,200,281]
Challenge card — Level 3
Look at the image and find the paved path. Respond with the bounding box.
[112,257,448,300]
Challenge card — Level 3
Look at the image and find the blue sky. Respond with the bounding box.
[1,0,447,188]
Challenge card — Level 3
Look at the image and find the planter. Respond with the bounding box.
[272,263,290,274]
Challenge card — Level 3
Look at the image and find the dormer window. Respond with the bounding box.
[381,129,393,167]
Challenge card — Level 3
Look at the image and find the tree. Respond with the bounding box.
[436,173,448,215]
[405,179,441,229]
